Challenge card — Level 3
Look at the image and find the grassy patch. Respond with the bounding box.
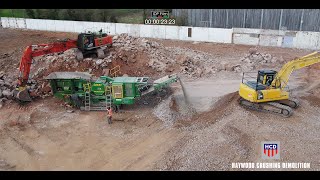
[0,9,25,18]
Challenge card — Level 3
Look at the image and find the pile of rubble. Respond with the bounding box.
[214,48,284,73]
[237,48,284,72]
[0,70,52,108]
[111,34,286,78]
[41,33,221,79]
[0,71,15,108]
[113,34,220,78]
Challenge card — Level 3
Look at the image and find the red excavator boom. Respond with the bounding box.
[18,40,77,86]
[15,40,77,102]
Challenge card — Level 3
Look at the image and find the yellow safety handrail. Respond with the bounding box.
[105,85,111,95]
[83,83,91,92]
[109,65,120,77]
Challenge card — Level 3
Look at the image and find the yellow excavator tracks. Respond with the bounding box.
[239,98,294,118]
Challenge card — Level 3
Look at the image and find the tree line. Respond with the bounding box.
[25,9,121,22]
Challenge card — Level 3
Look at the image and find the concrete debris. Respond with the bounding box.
[2,90,12,97]
[249,48,257,55]
[95,59,104,65]
[0,71,15,100]
[110,33,231,78]
[102,68,110,76]
[67,110,74,113]
[242,51,275,64]
[0,71,5,79]
[237,50,280,72]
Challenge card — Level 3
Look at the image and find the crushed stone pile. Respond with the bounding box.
[153,94,197,128]
[0,71,16,108]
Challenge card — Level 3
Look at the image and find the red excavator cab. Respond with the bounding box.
[75,32,112,60]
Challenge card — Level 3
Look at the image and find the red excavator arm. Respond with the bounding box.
[18,40,77,86]
[15,39,77,102]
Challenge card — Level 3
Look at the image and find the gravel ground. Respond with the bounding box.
[0,29,319,171]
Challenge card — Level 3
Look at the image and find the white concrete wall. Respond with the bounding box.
[1,17,320,50]
[54,20,66,32]
[178,26,193,41]
[233,27,320,50]
[25,19,38,30]
[139,24,153,38]
[293,31,320,50]
[150,25,166,39]
[191,27,209,42]
[115,23,131,35]
[208,28,232,43]
[233,33,260,45]
[259,35,282,47]
[0,17,234,44]
[165,26,179,40]
[233,28,261,34]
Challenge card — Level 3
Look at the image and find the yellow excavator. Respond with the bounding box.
[239,51,320,117]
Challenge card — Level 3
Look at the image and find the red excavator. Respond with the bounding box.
[13,31,112,102]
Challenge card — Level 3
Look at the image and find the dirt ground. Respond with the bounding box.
[0,29,320,171]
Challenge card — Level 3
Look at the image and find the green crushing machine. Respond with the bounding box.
[45,71,179,111]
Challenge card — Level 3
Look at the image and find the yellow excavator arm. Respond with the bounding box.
[272,51,320,89]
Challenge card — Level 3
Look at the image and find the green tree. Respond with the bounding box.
[66,9,77,20]
[58,9,78,20]
[99,9,110,22]
[25,9,35,18]
[47,9,59,20]
[81,9,93,21]
[143,9,147,20]
[176,10,188,26]
[35,9,43,19]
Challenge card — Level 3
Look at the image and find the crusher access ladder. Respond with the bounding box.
[80,65,120,111]
[84,83,91,111]
[82,83,112,111]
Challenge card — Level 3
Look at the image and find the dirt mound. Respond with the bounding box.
[194,91,240,123]
[172,91,240,128]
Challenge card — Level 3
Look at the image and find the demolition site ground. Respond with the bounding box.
[0,28,320,170]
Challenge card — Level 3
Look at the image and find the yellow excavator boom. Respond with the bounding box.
[272,51,320,89]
